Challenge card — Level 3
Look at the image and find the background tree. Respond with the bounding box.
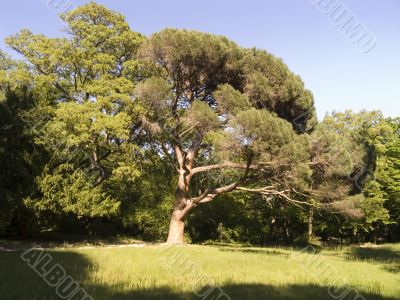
[304,117,366,242]
[313,111,397,243]
[5,3,144,219]
[362,117,399,242]
[0,51,45,234]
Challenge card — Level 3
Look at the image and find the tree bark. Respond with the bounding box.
[166,208,186,244]
[166,166,192,244]
[165,138,252,244]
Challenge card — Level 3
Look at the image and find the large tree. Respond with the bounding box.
[304,117,366,241]
[0,51,46,234]
[136,29,317,243]
[321,111,397,241]
[5,3,144,218]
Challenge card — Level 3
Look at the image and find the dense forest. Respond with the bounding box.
[0,3,399,245]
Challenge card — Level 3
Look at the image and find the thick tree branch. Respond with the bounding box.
[190,161,272,176]
[174,144,185,170]
[191,162,250,175]
[191,153,254,204]
[197,182,239,204]
[236,186,313,208]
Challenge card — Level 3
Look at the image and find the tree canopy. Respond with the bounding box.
[0,3,398,245]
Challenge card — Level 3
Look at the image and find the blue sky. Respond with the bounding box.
[0,0,399,119]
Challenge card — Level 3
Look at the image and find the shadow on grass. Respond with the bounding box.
[218,247,289,257]
[384,264,400,274]
[86,283,399,300]
[0,249,94,299]
[346,246,400,274]
[0,234,143,250]
[203,241,325,253]
[0,249,398,300]
[347,246,400,263]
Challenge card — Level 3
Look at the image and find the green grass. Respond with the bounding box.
[0,243,399,299]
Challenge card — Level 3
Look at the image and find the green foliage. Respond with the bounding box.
[0,3,398,245]
[137,29,317,233]
[309,112,399,242]
[120,158,176,241]
[213,84,251,115]
[138,28,243,94]
[0,52,47,234]
[305,118,366,218]
[4,3,144,222]
[34,167,120,218]
[240,48,317,132]
[183,100,219,134]
[233,108,304,161]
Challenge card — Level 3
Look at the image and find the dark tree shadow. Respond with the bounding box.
[346,246,400,274]
[218,247,289,257]
[215,242,326,256]
[0,234,143,251]
[347,246,400,263]
[85,283,400,300]
[384,264,400,274]
[0,249,94,299]
[1,249,399,300]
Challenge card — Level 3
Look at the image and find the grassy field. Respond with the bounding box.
[0,242,399,300]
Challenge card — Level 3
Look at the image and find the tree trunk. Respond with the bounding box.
[308,206,314,243]
[166,209,186,244]
[166,168,192,244]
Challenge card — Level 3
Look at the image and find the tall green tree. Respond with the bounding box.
[383,118,400,222]
[5,3,144,218]
[322,111,396,241]
[304,117,366,241]
[0,51,46,234]
[136,29,317,243]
